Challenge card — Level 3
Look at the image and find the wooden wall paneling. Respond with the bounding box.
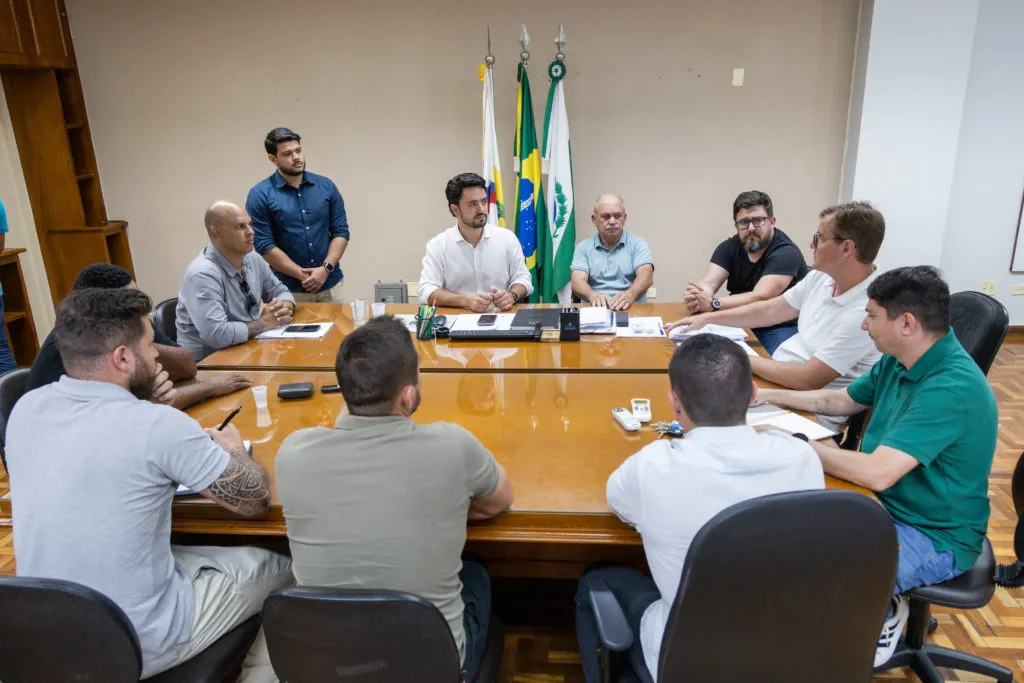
[0,0,72,68]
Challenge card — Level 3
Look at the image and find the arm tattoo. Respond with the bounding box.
[206,446,271,516]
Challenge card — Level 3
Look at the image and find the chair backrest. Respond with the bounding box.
[949,291,1008,375]
[0,367,29,447]
[152,297,178,343]
[658,490,898,683]
[264,586,462,683]
[0,575,141,682]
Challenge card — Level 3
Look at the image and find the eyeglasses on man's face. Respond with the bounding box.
[812,232,845,249]
[735,215,769,230]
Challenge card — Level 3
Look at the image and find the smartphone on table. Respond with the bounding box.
[477,314,498,327]
[284,324,319,333]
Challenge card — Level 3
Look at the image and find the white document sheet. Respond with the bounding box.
[733,340,760,357]
[256,322,333,340]
[746,405,837,440]
[615,317,666,338]
[669,323,749,341]
[448,313,516,332]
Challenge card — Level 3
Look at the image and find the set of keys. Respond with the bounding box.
[611,399,683,438]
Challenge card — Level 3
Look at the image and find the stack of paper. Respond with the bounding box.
[746,403,837,440]
[669,323,748,341]
[616,317,666,338]
[579,307,616,334]
[256,322,333,340]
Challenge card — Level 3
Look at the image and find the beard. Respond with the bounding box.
[465,212,488,228]
[128,363,156,400]
[278,161,304,177]
[743,238,765,253]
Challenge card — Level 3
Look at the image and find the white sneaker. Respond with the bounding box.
[874,595,910,667]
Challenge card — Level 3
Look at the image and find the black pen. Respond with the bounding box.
[217,405,242,431]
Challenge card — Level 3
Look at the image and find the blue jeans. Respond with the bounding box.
[575,566,660,683]
[893,520,962,596]
[753,322,799,357]
[0,296,17,375]
[460,559,491,682]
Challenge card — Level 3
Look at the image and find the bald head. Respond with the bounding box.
[204,200,245,233]
[592,194,627,248]
[204,200,255,258]
[593,194,625,215]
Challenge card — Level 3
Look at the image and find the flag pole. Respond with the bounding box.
[519,24,530,64]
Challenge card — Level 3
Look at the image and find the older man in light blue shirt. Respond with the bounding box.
[570,194,654,311]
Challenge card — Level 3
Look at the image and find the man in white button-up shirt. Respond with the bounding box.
[574,334,824,682]
[418,173,533,312]
[666,202,885,432]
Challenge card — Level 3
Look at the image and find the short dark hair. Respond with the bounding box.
[264,127,301,155]
[55,288,152,374]
[820,201,886,264]
[445,173,488,216]
[732,191,773,220]
[334,316,419,416]
[867,266,950,335]
[669,334,752,426]
[73,263,133,290]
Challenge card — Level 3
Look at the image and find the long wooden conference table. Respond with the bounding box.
[168,302,868,578]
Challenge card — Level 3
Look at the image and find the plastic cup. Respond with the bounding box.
[251,385,268,408]
[351,297,369,327]
[371,302,386,317]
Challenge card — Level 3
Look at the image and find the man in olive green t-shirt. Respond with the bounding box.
[275,317,514,680]
[758,266,997,668]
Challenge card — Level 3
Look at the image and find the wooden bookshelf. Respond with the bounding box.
[0,249,39,367]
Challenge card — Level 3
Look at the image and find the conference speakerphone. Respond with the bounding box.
[447,327,541,341]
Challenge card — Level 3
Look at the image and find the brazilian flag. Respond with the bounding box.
[513,62,547,303]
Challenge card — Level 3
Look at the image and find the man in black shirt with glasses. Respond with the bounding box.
[177,200,296,361]
[684,191,809,354]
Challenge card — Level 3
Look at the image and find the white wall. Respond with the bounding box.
[843,0,979,270]
[63,0,859,304]
[0,82,56,336]
[940,0,1024,319]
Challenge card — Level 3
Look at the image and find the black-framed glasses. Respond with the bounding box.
[735,216,769,230]
[237,278,258,310]
[812,232,845,249]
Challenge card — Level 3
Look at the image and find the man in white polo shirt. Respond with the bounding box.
[418,173,533,312]
[574,334,824,682]
[666,201,884,432]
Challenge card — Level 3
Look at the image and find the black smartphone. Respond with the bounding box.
[321,384,342,393]
[615,311,629,327]
[285,324,319,333]
[478,314,498,327]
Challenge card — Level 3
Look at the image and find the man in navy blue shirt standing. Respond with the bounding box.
[246,128,351,302]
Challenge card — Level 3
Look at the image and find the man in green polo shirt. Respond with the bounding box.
[758,265,997,667]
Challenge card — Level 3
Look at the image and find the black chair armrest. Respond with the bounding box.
[588,579,634,652]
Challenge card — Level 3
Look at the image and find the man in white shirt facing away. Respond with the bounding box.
[574,334,825,683]
[418,173,533,312]
[666,201,885,433]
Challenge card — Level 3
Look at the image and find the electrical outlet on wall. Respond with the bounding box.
[648,287,657,300]
[1012,284,1024,296]
[407,281,418,299]
[979,280,997,296]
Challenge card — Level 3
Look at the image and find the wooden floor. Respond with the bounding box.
[2,344,1024,681]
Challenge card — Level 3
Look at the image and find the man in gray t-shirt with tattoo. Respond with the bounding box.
[8,288,292,681]
[276,316,514,681]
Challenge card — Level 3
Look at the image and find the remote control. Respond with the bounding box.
[631,398,652,423]
[612,407,641,431]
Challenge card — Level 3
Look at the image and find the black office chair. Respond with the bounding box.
[949,290,1009,375]
[264,586,504,683]
[588,490,897,683]
[0,366,29,472]
[152,297,178,344]
[995,450,1024,588]
[0,575,262,682]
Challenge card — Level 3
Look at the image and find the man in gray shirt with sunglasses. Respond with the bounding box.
[177,200,296,361]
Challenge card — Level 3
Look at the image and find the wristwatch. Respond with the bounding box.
[322,261,335,273]
[711,298,721,311]
[510,291,521,305]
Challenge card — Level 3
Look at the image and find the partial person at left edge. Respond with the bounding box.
[26,263,252,410]
[246,127,351,303]
[176,200,296,362]
[0,198,20,376]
